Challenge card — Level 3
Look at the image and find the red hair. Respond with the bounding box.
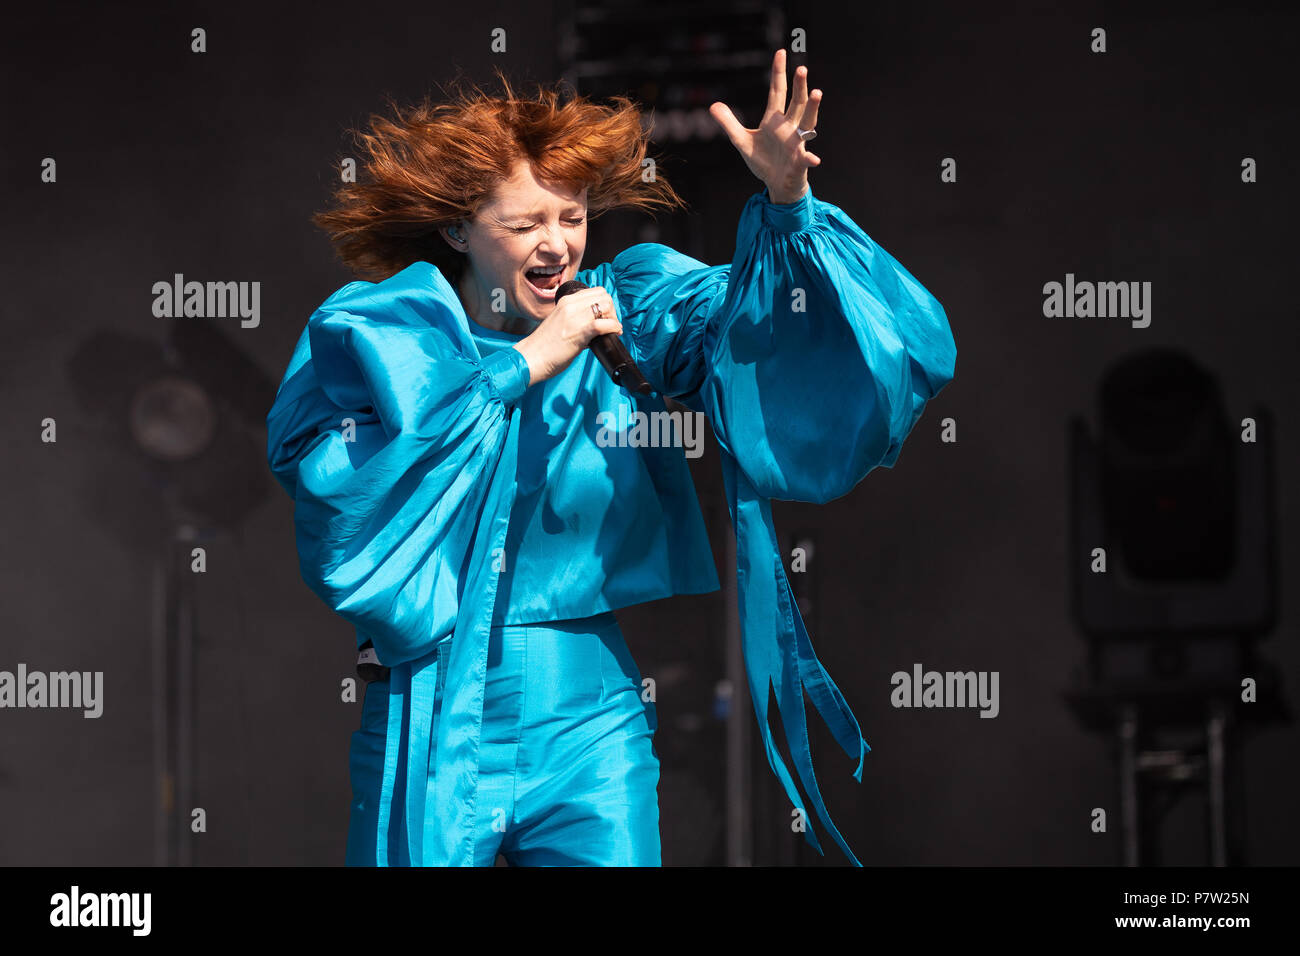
[312,69,687,283]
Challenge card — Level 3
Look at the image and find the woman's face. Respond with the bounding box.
[441,158,588,333]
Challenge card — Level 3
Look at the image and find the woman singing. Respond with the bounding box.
[266,50,956,867]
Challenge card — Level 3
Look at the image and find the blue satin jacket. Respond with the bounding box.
[266,187,957,866]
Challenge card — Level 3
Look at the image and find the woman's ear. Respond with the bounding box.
[438,222,467,251]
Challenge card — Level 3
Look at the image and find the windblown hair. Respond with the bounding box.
[312,69,687,283]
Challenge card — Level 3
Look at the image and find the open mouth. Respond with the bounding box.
[524,264,566,299]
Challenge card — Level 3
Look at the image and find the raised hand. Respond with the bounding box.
[709,49,823,205]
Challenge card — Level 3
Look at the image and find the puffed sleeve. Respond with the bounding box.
[265,265,531,669]
[609,187,956,867]
[613,186,956,501]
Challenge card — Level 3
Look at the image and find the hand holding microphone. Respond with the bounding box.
[511,280,653,394]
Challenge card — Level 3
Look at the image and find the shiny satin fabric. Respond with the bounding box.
[467,320,719,623]
[346,613,659,866]
[266,186,957,866]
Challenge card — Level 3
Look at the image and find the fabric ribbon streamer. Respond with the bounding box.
[722,453,869,865]
[373,406,521,866]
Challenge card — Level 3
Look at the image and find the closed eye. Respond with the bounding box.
[510,218,586,232]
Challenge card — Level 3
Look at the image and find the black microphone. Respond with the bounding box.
[554,279,653,395]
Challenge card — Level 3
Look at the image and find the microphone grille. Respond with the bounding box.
[554,278,588,302]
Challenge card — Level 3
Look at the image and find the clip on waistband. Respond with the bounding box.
[357,639,390,683]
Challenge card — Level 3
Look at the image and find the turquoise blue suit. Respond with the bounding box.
[265,187,957,866]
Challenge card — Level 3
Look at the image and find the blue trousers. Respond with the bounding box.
[346,612,661,866]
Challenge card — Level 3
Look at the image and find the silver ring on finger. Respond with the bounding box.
[796,127,817,142]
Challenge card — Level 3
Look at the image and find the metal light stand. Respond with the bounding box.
[1067,386,1288,867]
[151,523,201,867]
[1114,695,1240,866]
